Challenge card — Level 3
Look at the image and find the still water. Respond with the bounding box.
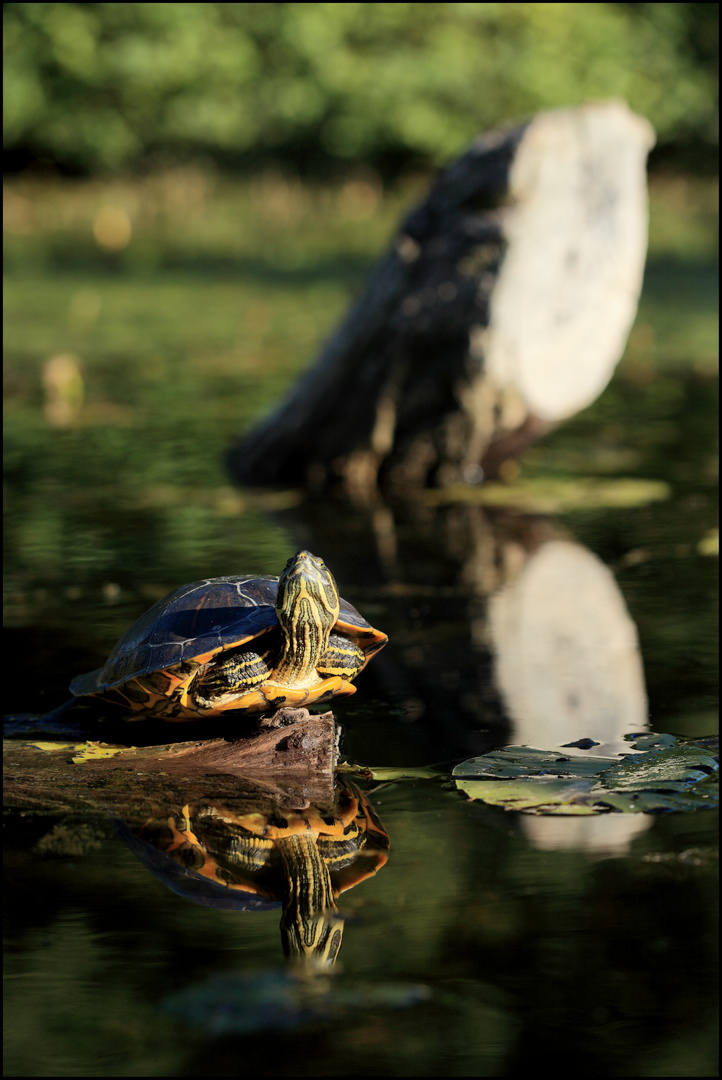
[4,487,718,1077]
[3,175,718,1076]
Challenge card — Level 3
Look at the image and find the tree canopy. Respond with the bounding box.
[3,3,718,174]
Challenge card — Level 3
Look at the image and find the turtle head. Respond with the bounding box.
[275,551,340,664]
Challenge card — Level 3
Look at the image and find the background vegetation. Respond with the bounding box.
[4,2,718,176]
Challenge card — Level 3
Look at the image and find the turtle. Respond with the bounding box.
[70,550,387,721]
[118,776,390,966]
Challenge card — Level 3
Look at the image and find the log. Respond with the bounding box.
[228,102,654,496]
[3,710,338,816]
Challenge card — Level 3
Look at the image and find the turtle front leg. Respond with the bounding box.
[316,633,365,681]
[192,645,275,708]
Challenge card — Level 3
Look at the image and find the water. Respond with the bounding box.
[4,756,718,1076]
[3,176,718,1076]
[4,487,718,1076]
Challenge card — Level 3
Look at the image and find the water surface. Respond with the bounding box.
[3,175,718,1076]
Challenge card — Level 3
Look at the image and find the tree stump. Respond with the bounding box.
[228,101,654,496]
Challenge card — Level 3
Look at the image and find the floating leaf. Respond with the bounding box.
[454,776,603,815]
[342,764,443,782]
[621,732,678,752]
[453,734,718,815]
[601,743,719,790]
[453,745,620,780]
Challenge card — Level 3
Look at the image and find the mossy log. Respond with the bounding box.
[228,101,654,496]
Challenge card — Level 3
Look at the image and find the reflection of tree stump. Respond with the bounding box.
[487,539,647,749]
[229,102,654,496]
[272,497,647,760]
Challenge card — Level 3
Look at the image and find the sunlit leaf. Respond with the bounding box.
[452,745,620,779]
[24,741,80,753]
[454,777,602,815]
[601,743,719,790]
[340,763,442,781]
[70,742,130,763]
[20,739,129,763]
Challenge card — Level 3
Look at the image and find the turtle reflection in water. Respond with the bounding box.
[71,551,387,721]
[118,778,389,966]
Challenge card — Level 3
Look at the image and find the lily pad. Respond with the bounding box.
[454,776,604,815]
[600,742,718,789]
[452,745,620,780]
[453,734,718,815]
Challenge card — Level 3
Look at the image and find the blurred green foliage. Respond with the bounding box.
[4,2,718,175]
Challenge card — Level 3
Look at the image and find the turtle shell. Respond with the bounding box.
[70,575,387,720]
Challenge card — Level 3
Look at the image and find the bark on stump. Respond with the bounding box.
[228,101,654,496]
